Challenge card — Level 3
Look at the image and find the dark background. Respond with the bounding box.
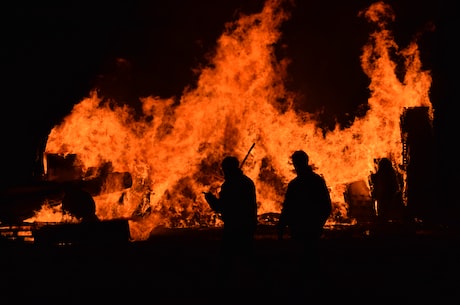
[1,0,456,194]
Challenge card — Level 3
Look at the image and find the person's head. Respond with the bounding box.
[221,156,242,178]
[378,158,392,169]
[291,150,309,173]
[378,157,394,173]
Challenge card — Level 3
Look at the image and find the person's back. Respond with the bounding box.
[219,172,257,234]
[204,156,258,294]
[278,150,331,241]
[277,150,332,302]
[371,157,404,222]
[205,156,257,250]
[282,170,331,240]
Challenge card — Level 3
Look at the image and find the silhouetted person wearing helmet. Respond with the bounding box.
[277,150,332,300]
[204,156,258,297]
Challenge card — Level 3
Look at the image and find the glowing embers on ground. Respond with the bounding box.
[33,0,432,241]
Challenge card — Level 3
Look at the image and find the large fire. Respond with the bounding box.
[29,0,432,241]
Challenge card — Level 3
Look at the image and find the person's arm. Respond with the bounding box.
[203,192,222,213]
[277,185,291,240]
[279,177,303,240]
[277,213,286,240]
[320,178,332,223]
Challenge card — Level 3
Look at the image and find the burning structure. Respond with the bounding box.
[0,153,133,244]
[1,0,440,244]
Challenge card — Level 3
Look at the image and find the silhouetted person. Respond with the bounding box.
[62,181,100,222]
[204,156,258,295]
[370,158,404,223]
[277,150,332,300]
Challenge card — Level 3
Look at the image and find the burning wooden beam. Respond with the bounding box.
[0,153,132,224]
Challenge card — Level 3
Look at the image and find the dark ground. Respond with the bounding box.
[0,223,459,305]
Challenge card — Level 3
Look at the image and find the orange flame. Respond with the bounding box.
[39,0,432,241]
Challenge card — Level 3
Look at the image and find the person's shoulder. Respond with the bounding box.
[287,176,303,187]
[243,174,255,182]
[309,170,323,179]
[242,174,255,185]
[308,172,326,185]
[313,172,324,179]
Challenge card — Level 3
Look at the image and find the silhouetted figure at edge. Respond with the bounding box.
[62,181,100,222]
[370,157,404,224]
[204,156,258,298]
[277,150,332,300]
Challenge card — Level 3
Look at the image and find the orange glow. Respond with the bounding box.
[33,0,432,241]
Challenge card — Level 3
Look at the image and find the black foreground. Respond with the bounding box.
[1,223,459,305]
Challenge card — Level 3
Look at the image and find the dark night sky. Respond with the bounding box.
[0,0,456,188]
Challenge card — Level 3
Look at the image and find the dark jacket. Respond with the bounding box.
[207,171,258,235]
[278,168,331,240]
